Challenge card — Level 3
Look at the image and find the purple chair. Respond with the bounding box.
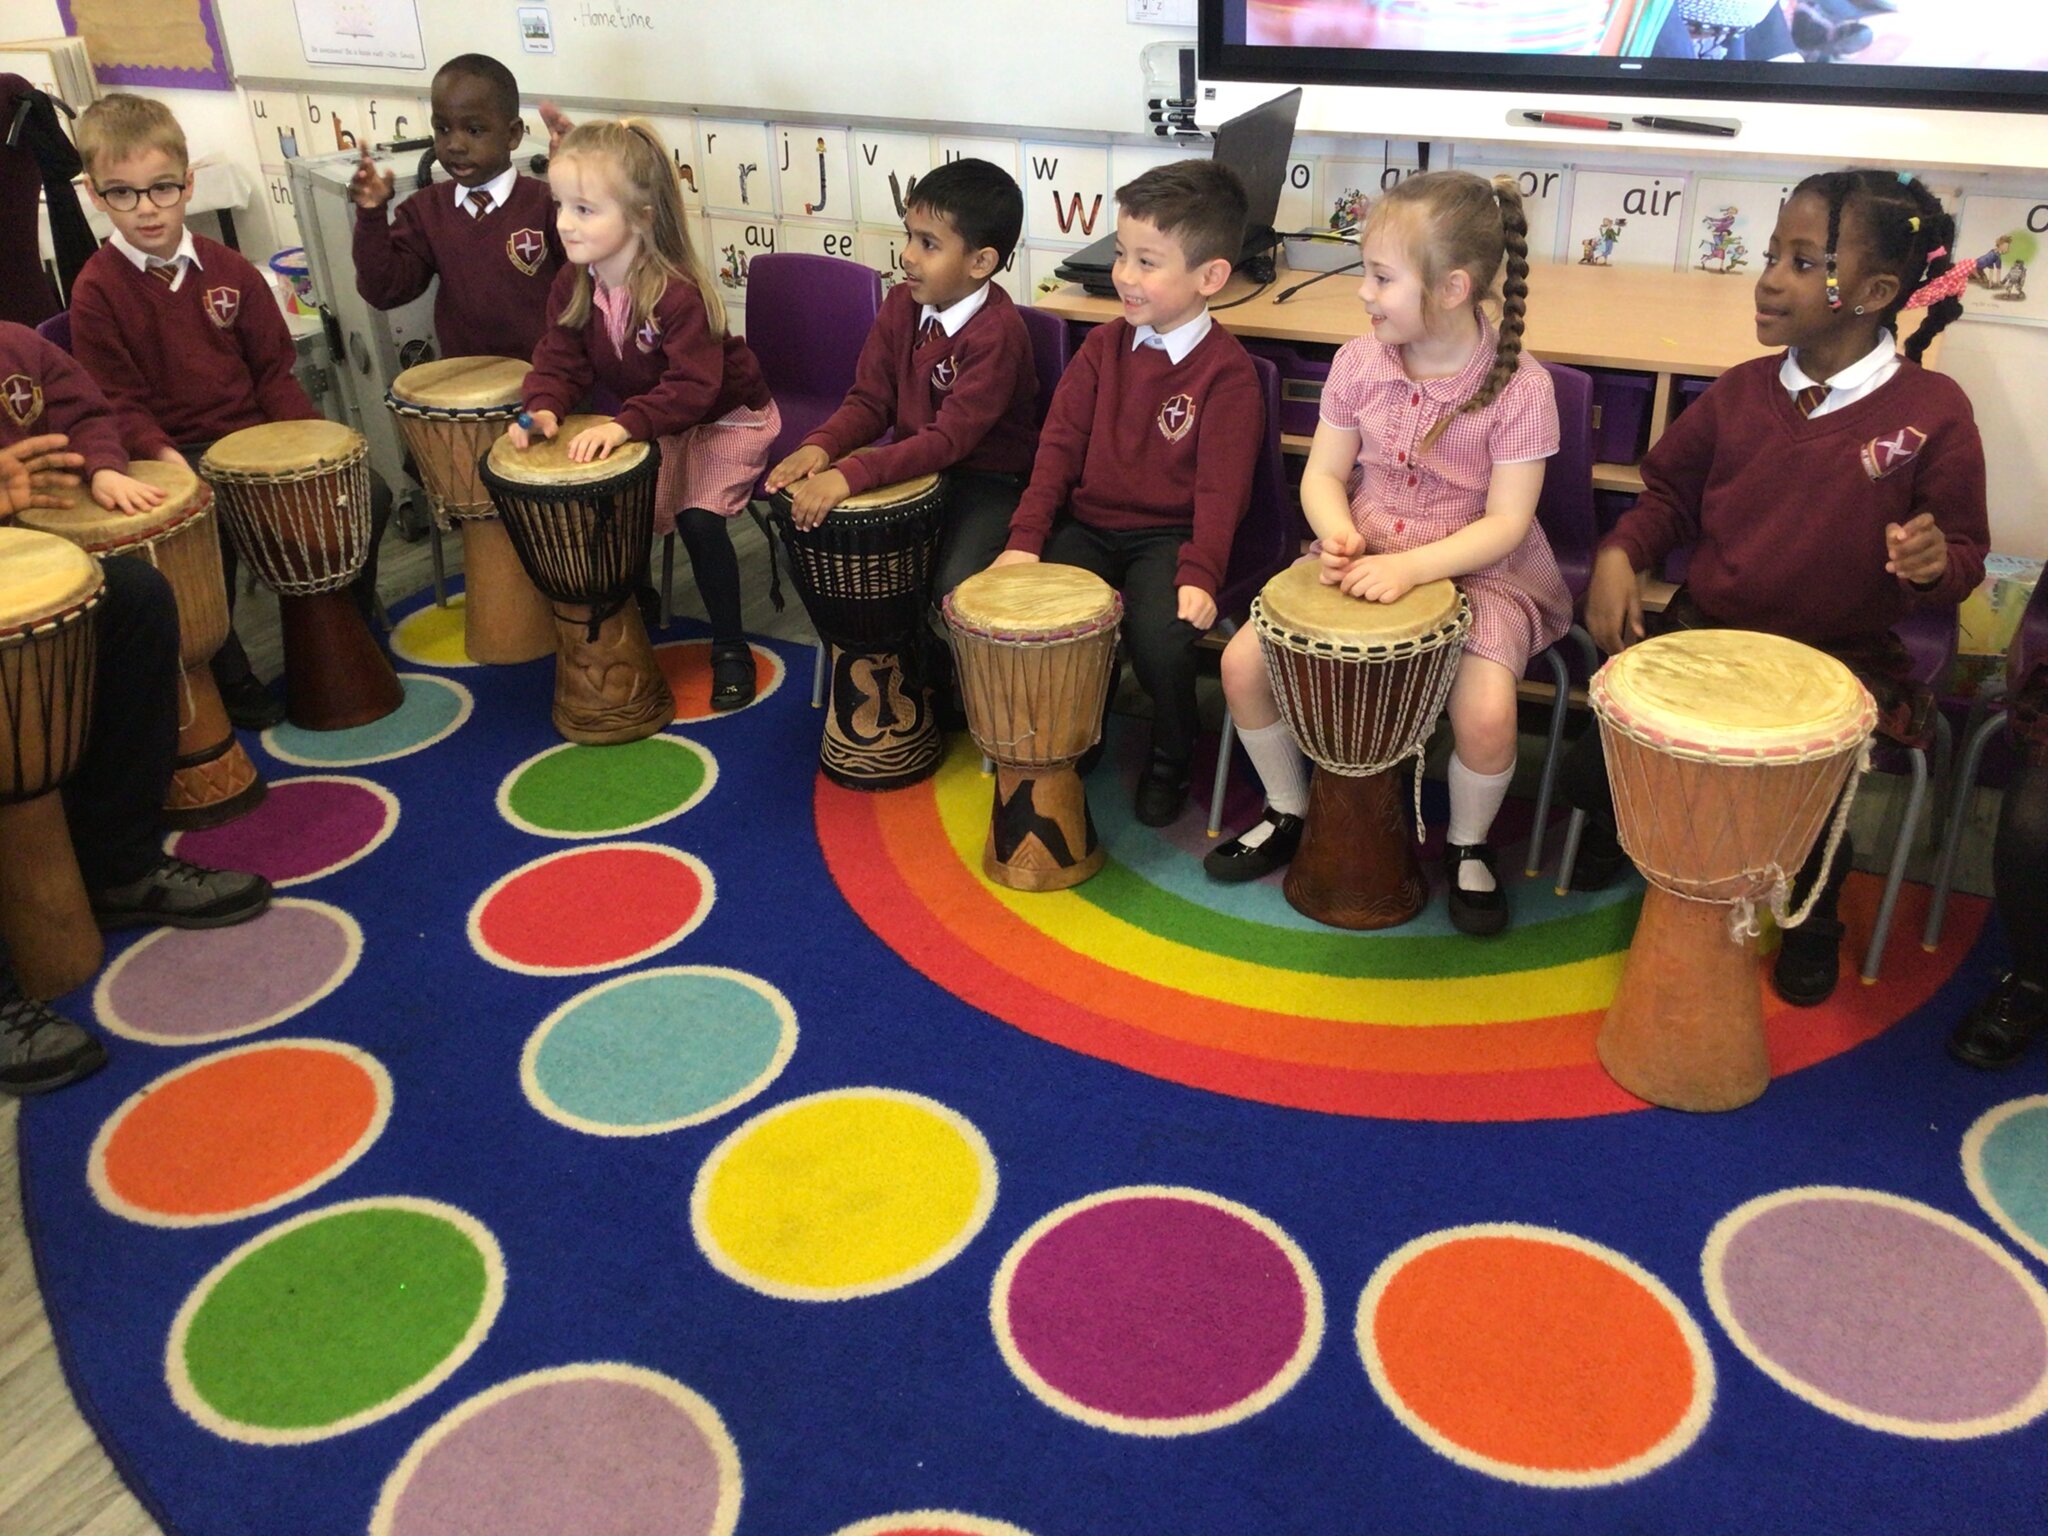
[35,310,71,353]
[1855,607,1956,980]
[1204,355,1314,836]
[1925,574,2048,949]
[1016,303,1070,429]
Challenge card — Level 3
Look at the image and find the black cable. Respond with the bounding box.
[1212,279,1274,312]
[1274,260,1363,304]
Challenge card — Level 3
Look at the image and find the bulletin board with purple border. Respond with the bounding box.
[57,0,232,91]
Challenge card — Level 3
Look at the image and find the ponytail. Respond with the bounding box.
[1409,172,1530,452]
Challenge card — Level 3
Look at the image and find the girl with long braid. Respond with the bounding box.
[1206,171,1569,937]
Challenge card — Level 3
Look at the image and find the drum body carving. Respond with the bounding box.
[0,528,106,997]
[770,474,947,790]
[21,460,264,827]
[1253,565,1469,929]
[945,564,1122,890]
[478,417,674,745]
[1592,629,1875,1112]
[386,357,555,664]
[200,420,402,732]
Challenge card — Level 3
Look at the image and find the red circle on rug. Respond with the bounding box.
[471,845,712,974]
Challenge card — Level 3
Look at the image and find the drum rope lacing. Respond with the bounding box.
[204,457,375,599]
[0,592,101,804]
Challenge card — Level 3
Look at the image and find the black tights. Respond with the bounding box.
[670,507,744,646]
[1996,757,2048,989]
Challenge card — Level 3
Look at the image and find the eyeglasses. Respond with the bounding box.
[94,179,186,212]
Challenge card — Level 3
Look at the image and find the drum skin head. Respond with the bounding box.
[202,420,364,477]
[0,526,104,632]
[486,415,650,485]
[1598,630,1873,755]
[837,472,943,513]
[18,459,205,552]
[949,563,1119,636]
[1257,562,1461,647]
[389,356,529,412]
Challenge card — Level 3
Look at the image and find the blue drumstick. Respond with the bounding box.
[515,411,535,432]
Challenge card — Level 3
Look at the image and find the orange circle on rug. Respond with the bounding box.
[469,844,715,975]
[89,1041,391,1226]
[656,640,785,721]
[1357,1224,1713,1487]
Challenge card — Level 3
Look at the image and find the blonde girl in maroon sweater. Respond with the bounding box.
[512,120,779,710]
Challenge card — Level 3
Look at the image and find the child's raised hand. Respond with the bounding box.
[992,549,1039,569]
[1885,513,1949,587]
[765,443,828,494]
[787,469,850,530]
[1585,545,1645,656]
[1338,551,1416,605]
[348,146,395,211]
[1177,585,1218,631]
[0,435,84,519]
[565,421,629,464]
[506,411,558,451]
[91,468,167,516]
[538,101,575,159]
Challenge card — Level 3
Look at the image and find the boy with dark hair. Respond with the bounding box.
[995,159,1263,826]
[766,156,1038,601]
[350,53,565,362]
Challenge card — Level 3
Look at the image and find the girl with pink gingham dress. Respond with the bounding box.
[1206,171,1569,936]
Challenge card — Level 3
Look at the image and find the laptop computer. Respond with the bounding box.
[1053,88,1303,296]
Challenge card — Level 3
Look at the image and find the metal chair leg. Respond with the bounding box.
[1862,745,1928,984]
[1525,646,1571,877]
[660,532,676,629]
[429,522,447,607]
[1208,710,1238,838]
[1923,714,2007,951]
[1554,808,1587,897]
[1927,714,1953,855]
[811,640,828,708]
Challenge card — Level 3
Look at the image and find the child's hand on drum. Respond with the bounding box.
[0,435,85,518]
[1586,545,1646,655]
[564,421,630,463]
[787,469,849,530]
[765,444,828,494]
[1338,551,1417,604]
[1317,526,1366,584]
[90,468,167,516]
[992,549,1039,569]
[348,146,395,211]
[1885,512,1949,587]
[507,410,558,450]
[1177,585,1218,630]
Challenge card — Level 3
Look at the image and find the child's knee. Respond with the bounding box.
[1220,627,1267,701]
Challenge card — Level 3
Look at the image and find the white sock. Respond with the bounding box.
[1237,718,1310,820]
[1446,753,1515,893]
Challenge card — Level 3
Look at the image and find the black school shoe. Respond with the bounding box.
[218,669,286,731]
[709,643,756,711]
[1134,754,1191,828]
[92,855,274,932]
[1446,842,1509,937]
[1772,917,1844,1007]
[0,980,108,1097]
[1947,972,2048,1070]
[1204,809,1304,882]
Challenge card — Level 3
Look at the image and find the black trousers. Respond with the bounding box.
[932,470,1025,602]
[1040,520,1203,767]
[1997,757,2048,989]
[61,556,180,890]
[669,507,745,644]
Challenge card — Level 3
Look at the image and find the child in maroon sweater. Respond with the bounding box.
[996,161,1262,826]
[350,54,564,362]
[1568,169,1990,1006]
[0,322,164,514]
[511,119,779,710]
[766,157,1037,600]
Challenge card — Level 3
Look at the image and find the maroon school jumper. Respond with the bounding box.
[800,280,1037,494]
[1005,315,1261,596]
[69,236,318,453]
[353,175,564,361]
[0,320,131,477]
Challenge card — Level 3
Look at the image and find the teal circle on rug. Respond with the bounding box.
[522,966,797,1135]
[1967,1097,2048,1265]
[169,1199,502,1442]
[262,676,472,767]
[498,736,716,838]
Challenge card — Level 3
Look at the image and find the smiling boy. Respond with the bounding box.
[351,54,564,361]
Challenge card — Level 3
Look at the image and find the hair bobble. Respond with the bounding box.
[1824,250,1842,310]
[1907,215,1920,232]
[1926,245,1948,261]
[1897,171,1914,184]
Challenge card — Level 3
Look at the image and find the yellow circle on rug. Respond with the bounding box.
[390,595,477,669]
[692,1088,997,1300]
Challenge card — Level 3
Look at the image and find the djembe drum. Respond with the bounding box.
[1253,565,1469,929]
[945,563,1123,890]
[478,416,674,745]
[386,357,555,664]
[1592,629,1875,1112]
[769,473,947,790]
[200,420,402,731]
[0,528,105,998]
[22,460,264,828]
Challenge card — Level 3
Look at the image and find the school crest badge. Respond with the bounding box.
[1,374,43,429]
[931,355,957,391]
[1861,426,1927,481]
[634,318,662,355]
[1157,393,1195,443]
[203,286,240,329]
[507,228,547,276]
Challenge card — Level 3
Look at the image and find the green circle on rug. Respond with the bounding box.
[499,736,716,838]
[178,1205,494,1436]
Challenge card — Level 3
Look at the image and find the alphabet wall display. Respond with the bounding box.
[1320,154,1426,239]
[1684,177,1794,276]
[1457,160,1568,263]
[1275,156,1318,239]
[301,94,370,157]
[779,221,860,262]
[708,216,777,296]
[699,119,776,215]
[1564,169,1688,270]
[858,226,909,290]
[247,91,306,162]
[774,126,852,222]
[935,135,1022,182]
[358,96,428,146]
[851,131,935,227]
[1023,142,1110,246]
[640,116,704,208]
[1953,193,2046,323]
[261,171,305,254]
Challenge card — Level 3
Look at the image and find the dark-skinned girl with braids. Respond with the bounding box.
[1204,171,1566,937]
[1566,169,1989,1007]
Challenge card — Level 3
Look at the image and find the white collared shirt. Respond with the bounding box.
[111,227,202,293]
[1130,308,1213,367]
[1781,331,1900,419]
[455,165,519,217]
[919,282,990,338]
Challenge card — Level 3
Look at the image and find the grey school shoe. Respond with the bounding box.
[92,855,273,932]
[0,980,108,1096]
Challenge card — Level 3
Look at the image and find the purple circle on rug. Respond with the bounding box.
[1003,1193,1311,1422]
[1715,1194,2048,1426]
[96,901,360,1044]
[169,777,395,887]
[379,1371,735,1536]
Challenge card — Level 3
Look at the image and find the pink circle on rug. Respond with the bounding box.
[168,777,396,887]
[470,845,712,975]
[995,1189,1320,1431]
[95,901,360,1044]
[375,1367,738,1536]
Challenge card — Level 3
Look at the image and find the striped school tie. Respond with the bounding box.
[148,261,179,286]
[466,188,493,219]
[917,316,942,346]
[1795,384,1830,418]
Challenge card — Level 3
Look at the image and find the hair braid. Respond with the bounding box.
[1903,188,1961,362]
[1793,168,1963,362]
